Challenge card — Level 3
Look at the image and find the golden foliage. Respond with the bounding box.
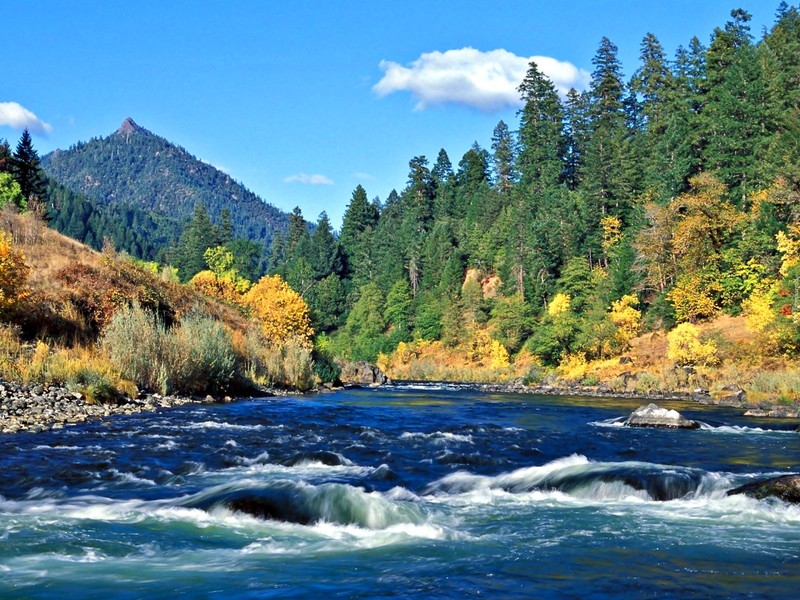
[600,215,622,252]
[0,229,30,316]
[244,275,313,347]
[667,275,718,323]
[557,353,589,382]
[609,294,641,347]
[743,290,776,333]
[669,173,742,267]
[548,293,571,317]
[190,270,248,304]
[666,323,718,366]
[776,223,800,277]
[467,329,510,368]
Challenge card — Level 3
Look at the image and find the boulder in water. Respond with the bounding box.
[623,403,699,429]
[340,361,391,386]
[727,474,800,504]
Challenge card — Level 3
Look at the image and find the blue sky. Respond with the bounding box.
[1,1,779,229]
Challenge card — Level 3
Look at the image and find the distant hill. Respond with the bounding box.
[42,118,291,249]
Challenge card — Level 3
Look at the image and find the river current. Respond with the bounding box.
[1,383,798,598]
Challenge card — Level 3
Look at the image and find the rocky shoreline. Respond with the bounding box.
[471,379,800,419]
[0,379,213,434]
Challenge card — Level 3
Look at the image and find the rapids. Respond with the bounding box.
[1,384,798,598]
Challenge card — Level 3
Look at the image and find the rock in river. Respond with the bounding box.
[727,474,800,504]
[339,361,391,386]
[623,403,700,429]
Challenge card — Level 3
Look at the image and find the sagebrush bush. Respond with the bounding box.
[101,302,169,390]
[167,310,237,394]
[242,330,315,391]
[102,303,237,395]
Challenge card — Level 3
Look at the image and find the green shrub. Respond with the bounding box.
[100,302,168,390]
[102,303,237,395]
[167,310,237,394]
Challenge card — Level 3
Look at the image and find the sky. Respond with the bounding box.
[1,0,781,229]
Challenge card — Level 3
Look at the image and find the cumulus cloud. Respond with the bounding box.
[373,47,589,111]
[0,102,53,134]
[283,173,334,186]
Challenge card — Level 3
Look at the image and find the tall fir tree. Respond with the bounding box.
[11,129,48,209]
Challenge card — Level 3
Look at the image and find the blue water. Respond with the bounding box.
[1,384,799,598]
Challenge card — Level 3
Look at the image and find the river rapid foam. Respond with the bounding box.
[1,384,798,598]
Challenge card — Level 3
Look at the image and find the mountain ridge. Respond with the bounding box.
[41,118,291,250]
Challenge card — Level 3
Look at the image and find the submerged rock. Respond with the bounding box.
[623,403,700,429]
[727,474,800,504]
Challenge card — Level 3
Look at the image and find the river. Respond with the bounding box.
[1,383,798,598]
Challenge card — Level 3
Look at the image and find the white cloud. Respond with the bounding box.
[373,47,589,111]
[0,102,53,134]
[283,173,334,186]
[354,171,375,181]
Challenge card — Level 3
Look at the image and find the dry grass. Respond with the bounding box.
[0,210,310,397]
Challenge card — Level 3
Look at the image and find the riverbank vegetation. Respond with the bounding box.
[0,209,323,401]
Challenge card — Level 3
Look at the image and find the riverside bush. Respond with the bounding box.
[167,310,237,394]
[242,331,315,391]
[102,303,237,395]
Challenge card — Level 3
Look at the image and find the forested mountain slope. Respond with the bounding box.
[42,118,290,249]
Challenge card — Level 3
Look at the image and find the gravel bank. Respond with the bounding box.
[0,379,210,434]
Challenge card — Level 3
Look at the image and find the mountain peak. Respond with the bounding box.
[115,117,148,137]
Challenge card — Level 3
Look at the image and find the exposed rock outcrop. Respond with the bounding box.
[623,403,700,429]
[727,474,800,504]
[339,362,391,386]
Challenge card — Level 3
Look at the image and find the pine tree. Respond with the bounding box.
[583,37,637,225]
[309,212,342,279]
[172,204,220,281]
[517,61,564,192]
[0,139,12,174]
[563,89,590,190]
[630,33,673,192]
[660,37,707,195]
[340,184,379,278]
[11,129,47,209]
[491,120,516,195]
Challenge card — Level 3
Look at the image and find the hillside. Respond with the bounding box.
[42,118,291,249]
[0,210,319,410]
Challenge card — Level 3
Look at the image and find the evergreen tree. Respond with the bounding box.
[491,120,516,195]
[309,212,342,279]
[702,9,773,202]
[339,184,379,278]
[660,37,707,195]
[517,61,564,192]
[0,139,12,174]
[11,129,48,208]
[563,89,590,190]
[630,33,673,192]
[172,204,220,281]
[583,37,637,225]
[432,148,457,220]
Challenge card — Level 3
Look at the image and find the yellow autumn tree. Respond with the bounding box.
[190,270,247,305]
[609,294,641,348]
[666,323,718,366]
[742,290,775,333]
[548,293,571,317]
[667,274,719,323]
[243,275,313,347]
[0,230,30,316]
